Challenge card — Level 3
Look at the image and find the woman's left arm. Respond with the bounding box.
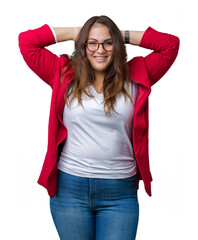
[121,30,144,46]
[121,27,180,86]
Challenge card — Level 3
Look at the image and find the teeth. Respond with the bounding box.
[95,57,106,59]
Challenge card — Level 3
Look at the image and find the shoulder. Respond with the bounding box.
[127,57,151,88]
[59,54,74,74]
[127,56,145,69]
[59,54,72,67]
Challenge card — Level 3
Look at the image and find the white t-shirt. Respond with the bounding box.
[57,81,138,179]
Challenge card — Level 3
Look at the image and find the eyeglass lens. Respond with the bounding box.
[86,41,113,51]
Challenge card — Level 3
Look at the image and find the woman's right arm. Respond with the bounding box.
[53,27,81,42]
[18,24,80,88]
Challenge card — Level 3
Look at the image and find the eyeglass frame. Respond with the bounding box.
[85,39,113,52]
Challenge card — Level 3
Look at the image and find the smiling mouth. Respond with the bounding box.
[94,56,107,62]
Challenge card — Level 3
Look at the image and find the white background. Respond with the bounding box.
[0,0,197,239]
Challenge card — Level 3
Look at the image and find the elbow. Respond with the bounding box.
[18,29,31,50]
[174,36,180,53]
[168,35,180,62]
[18,32,26,53]
[174,36,180,61]
[18,30,31,58]
[172,35,180,57]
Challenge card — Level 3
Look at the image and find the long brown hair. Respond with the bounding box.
[61,15,134,116]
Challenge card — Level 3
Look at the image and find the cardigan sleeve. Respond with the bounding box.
[18,24,59,88]
[139,27,180,86]
[49,25,58,43]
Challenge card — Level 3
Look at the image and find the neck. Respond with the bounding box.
[94,71,105,83]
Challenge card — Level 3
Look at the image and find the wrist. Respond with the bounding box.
[121,30,130,44]
[124,30,130,44]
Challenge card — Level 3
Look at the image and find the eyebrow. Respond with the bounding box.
[88,38,112,41]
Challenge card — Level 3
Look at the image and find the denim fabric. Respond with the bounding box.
[50,169,139,240]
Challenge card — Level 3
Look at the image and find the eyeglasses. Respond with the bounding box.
[85,40,113,52]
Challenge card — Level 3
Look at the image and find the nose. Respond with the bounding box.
[97,43,105,53]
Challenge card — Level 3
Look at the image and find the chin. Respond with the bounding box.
[92,62,112,73]
[94,67,108,72]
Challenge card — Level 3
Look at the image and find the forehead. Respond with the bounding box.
[88,24,111,41]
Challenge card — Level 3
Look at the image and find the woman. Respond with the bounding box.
[18,15,179,240]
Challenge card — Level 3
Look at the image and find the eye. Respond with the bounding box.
[104,41,113,46]
[88,41,98,46]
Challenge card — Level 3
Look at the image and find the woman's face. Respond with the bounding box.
[86,24,114,75]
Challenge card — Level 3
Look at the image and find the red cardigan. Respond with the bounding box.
[18,24,179,198]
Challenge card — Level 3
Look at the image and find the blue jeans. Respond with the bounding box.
[50,169,139,240]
